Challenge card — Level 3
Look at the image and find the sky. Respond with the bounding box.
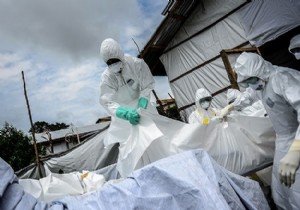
[0,0,172,132]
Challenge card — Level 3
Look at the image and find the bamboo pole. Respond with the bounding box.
[22,71,43,178]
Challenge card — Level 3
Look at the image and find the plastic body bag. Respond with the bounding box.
[116,109,275,177]
[116,109,164,177]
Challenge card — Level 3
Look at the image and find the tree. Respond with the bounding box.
[29,121,70,133]
[0,122,37,171]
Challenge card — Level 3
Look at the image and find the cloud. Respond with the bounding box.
[0,0,165,63]
[0,0,169,132]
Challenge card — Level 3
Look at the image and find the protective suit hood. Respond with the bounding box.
[195,88,211,108]
[289,34,300,52]
[100,38,124,63]
[234,52,275,83]
[227,89,241,104]
[289,34,300,60]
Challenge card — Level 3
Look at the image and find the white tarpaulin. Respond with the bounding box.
[238,0,300,47]
[161,13,247,81]
[169,58,231,110]
[0,150,270,210]
[166,0,247,50]
[160,7,249,118]
[19,171,106,202]
[116,109,275,178]
[17,129,119,179]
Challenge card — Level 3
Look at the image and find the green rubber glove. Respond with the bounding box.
[116,106,140,125]
[137,97,148,109]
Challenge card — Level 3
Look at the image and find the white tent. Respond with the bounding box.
[153,0,300,120]
[16,126,119,179]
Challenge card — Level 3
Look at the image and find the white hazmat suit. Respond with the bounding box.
[289,34,300,60]
[99,38,156,146]
[188,88,216,124]
[234,52,300,210]
[227,88,266,117]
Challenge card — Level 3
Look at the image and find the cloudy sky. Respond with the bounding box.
[0,0,172,132]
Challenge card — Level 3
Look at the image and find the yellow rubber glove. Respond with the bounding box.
[279,140,300,187]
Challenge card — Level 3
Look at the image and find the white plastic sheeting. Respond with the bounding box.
[238,0,300,47]
[116,109,275,178]
[160,9,248,118]
[161,13,247,81]
[35,122,110,143]
[230,100,266,117]
[166,0,247,50]
[43,130,112,175]
[0,150,270,210]
[169,58,230,110]
[19,171,105,202]
[17,129,118,179]
[59,150,270,210]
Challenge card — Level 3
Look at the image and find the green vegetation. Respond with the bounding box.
[1,121,69,171]
[0,122,35,171]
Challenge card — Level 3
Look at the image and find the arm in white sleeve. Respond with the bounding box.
[99,74,120,116]
[277,70,300,187]
[137,59,155,99]
[279,72,300,140]
[232,87,257,110]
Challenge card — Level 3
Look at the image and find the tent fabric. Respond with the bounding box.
[160,13,247,81]
[238,0,300,47]
[35,122,110,143]
[116,109,275,178]
[166,0,247,50]
[17,129,119,179]
[169,58,231,110]
[160,11,248,118]
[0,150,270,210]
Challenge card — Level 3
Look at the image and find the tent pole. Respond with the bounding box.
[21,71,43,178]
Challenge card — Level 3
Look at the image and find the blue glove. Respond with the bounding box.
[116,106,140,125]
[137,97,148,109]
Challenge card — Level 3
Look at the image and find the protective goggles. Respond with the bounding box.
[238,77,259,88]
[199,97,212,104]
[290,47,300,54]
[106,58,121,66]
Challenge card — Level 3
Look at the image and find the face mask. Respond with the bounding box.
[294,52,300,60]
[200,101,210,109]
[109,61,123,73]
[248,79,265,91]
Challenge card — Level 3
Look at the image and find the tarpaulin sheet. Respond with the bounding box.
[0,149,270,209]
[238,0,300,47]
[17,129,119,179]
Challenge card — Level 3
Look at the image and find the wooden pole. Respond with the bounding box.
[220,50,239,90]
[21,71,43,178]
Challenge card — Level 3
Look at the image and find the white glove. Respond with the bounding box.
[218,104,234,118]
[279,148,300,188]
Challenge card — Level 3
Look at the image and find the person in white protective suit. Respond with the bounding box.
[188,88,217,124]
[220,52,300,210]
[226,88,266,117]
[289,34,300,60]
[99,38,156,145]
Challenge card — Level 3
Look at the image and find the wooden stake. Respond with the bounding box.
[22,71,43,178]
